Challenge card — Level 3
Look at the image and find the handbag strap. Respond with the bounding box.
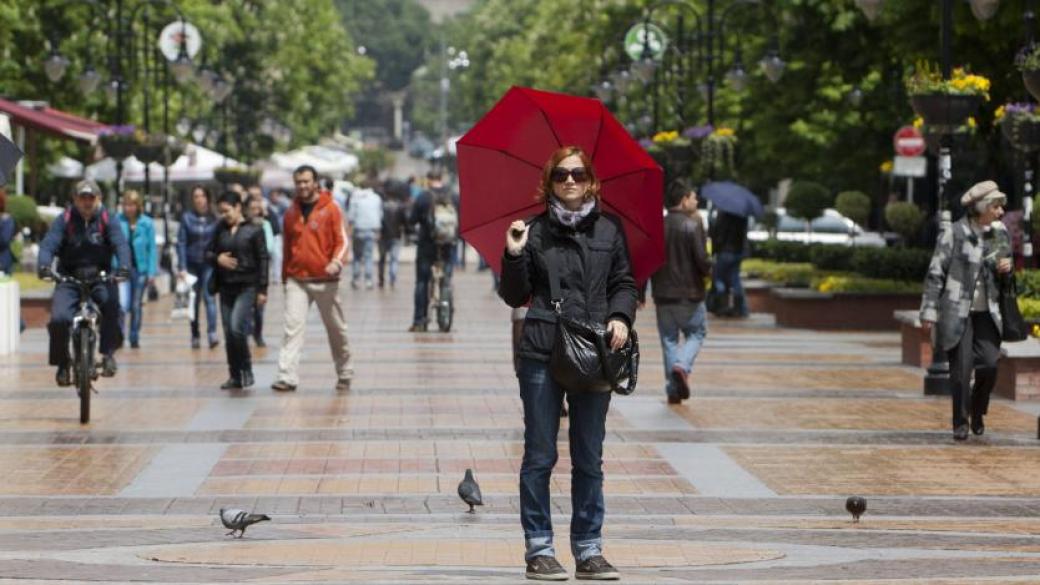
[545,248,564,315]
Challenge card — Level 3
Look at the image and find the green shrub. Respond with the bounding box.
[785,181,833,223]
[834,191,871,228]
[814,274,923,294]
[741,259,820,287]
[6,195,40,233]
[1019,297,1040,321]
[885,202,925,244]
[850,246,932,281]
[809,245,856,271]
[357,147,394,176]
[1033,195,1040,236]
[751,239,816,263]
[1019,269,1040,299]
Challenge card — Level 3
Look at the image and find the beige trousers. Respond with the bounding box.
[276,278,353,385]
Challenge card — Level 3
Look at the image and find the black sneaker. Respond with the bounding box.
[971,414,985,436]
[953,424,970,441]
[525,556,568,581]
[55,366,72,387]
[191,337,200,350]
[240,370,255,388]
[254,337,266,348]
[575,556,619,580]
[101,355,118,377]
[671,365,691,400]
[220,378,243,390]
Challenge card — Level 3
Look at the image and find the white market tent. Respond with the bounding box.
[85,143,242,184]
[268,145,358,177]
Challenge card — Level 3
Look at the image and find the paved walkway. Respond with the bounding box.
[2,256,1040,584]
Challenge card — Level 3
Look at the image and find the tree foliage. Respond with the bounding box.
[785,180,832,223]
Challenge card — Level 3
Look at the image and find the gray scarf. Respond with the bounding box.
[549,197,596,228]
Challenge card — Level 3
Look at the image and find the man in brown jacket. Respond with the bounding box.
[651,181,713,404]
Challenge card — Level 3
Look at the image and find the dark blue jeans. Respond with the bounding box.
[218,284,256,380]
[119,269,148,345]
[187,260,218,342]
[412,244,455,327]
[713,251,748,316]
[517,358,611,562]
[48,281,121,367]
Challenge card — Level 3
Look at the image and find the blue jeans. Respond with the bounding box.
[218,284,256,379]
[187,260,218,342]
[119,269,148,345]
[713,251,747,316]
[378,238,401,287]
[351,229,377,285]
[48,281,121,366]
[412,244,455,327]
[517,358,611,562]
[655,301,708,398]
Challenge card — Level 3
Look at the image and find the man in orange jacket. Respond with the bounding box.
[271,165,353,391]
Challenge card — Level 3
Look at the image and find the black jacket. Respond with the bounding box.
[206,220,269,294]
[652,210,712,303]
[710,211,748,254]
[499,208,638,362]
[381,197,408,242]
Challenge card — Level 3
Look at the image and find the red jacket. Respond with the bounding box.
[282,191,348,281]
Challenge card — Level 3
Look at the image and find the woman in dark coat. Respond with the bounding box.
[498,145,637,581]
[207,191,268,390]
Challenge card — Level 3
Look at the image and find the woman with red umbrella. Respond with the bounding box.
[499,145,636,581]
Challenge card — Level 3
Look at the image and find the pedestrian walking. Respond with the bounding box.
[245,195,275,347]
[116,190,158,349]
[208,191,268,389]
[347,177,383,290]
[920,180,1013,441]
[408,171,458,332]
[498,146,636,581]
[708,209,749,317]
[271,165,353,392]
[0,187,15,275]
[267,188,291,285]
[378,180,408,289]
[177,185,220,349]
[651,180,712,404]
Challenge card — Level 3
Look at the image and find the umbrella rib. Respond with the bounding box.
[458,143,546,171]
[518,89,563,149]
[462,202,544,237]
[590,107,605,161]
[601,167,657,185]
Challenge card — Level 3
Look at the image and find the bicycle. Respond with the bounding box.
[429,257,454,332]
[48,271,117,424]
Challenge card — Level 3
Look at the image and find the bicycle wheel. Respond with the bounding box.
[77,326,93,424]
[436,281,453,332]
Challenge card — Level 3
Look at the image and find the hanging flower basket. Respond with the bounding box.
[214,166,260,186]
[910,94,982,127]
[923,126,974,155]
[644,131,696,186]
[163,137,186,166]
[999,107,1040,152]
[699,128,738,180]
[98,125,136,161]
[133,133,166,165]
[1024,70,1040,102]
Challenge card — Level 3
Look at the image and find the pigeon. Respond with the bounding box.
[219,507,271,538]
[845,496,867,523]
[457,468,483,513]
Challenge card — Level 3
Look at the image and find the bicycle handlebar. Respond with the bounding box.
[48,271,119,286]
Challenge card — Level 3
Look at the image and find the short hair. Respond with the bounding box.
[190,184,212,202]
[121,189,143,207]
[426,170,443,181]
[665,180,692,209]
[293,165,318,180]
[217,191,242,207]
[535,145,601,204]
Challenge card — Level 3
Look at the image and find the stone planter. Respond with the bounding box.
[0,280,18,355]
[744,279,773,314]
[910,93,982,127]
[771,288,921,331]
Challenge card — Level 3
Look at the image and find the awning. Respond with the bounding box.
[0,98,105,144]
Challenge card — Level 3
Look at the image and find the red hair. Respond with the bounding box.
[535,146,601,204]
[0,187,6,214]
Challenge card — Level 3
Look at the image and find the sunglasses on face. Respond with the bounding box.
[550,167,590,184]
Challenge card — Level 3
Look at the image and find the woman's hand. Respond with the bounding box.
[606,319,629,351]
[506,220,529,257]
[256,293,267,307]
[217,252,238,270]
[998,258,1012,274]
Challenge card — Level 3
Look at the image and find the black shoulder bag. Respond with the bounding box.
[999,273,1029,342]
[545,248,639,395]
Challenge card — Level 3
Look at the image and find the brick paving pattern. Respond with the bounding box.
[0,258,1038,583]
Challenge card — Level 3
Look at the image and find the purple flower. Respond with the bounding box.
[638,138,653,148]
[682,125,714,139]
[99,124,136,136]
[1005,102,1036,115]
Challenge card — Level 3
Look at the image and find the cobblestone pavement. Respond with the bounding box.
[2,257,1040,584]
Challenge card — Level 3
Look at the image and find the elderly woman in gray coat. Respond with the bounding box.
[920,180,1013,441]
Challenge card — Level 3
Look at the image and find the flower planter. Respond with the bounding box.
[99,135,135,160]
[1023,70,1040,102]
[164,141,186,166]
[910,93,982,127]
[133,142,165,164]
[1001,116,1040,152]
[771,288,921,331]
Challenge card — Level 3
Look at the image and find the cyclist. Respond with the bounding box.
[408,170,458,332]
[37,180,130,387]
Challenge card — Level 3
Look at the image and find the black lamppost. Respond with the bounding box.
[627,0,785,134]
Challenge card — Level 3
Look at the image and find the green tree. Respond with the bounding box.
[334,0,433,92]
[885,201,925,246]
[785,180,833,226]
[835,190,871,227]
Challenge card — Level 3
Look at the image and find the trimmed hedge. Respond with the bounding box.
[849,247,931,281]
[751,239,816,263]
[809,245,855,271]
[814,275,923,294]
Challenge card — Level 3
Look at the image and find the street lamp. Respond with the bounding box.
[439,41,469,144]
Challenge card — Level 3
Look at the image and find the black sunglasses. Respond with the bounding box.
[550,167,590,184]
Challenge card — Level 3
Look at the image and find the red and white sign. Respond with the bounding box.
[893,126,925,157]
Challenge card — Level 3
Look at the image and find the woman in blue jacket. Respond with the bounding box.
[117,190,158,348]
[177,185,220,349]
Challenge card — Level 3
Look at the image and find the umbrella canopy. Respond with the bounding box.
[457,86,664,283]
[700,181,764,219]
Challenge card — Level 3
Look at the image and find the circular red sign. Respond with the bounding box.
[894,126,925,157]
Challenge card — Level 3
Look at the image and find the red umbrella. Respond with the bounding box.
[457,86,664,284]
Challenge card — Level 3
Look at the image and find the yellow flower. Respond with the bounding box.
[1032,323,1040,338]
[652,130,679,143]
[714,127,735,137]
[967,116,977,128]
[880,160,893,173]
[995,105,1006,121]
[912,116,924,129]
